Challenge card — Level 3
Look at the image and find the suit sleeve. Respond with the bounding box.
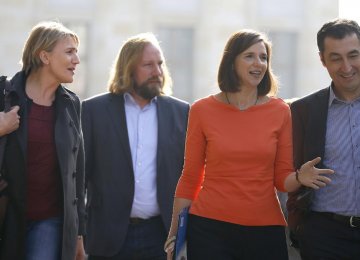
[81,101,92,191]
[75,97,86,235]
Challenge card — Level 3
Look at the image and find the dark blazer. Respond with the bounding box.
[81,93,189,257]
[287,86,330,243]
[0,71,86,260]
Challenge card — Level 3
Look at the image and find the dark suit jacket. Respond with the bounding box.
[81,93,189,257]
[0,71,85,260]
[287,86,330,243]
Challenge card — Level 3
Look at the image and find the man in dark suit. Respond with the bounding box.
[82,33,189,259]
[287,18,360,259]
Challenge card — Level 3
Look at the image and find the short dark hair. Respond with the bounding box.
[217,29,278,96]
[317,18,360,53]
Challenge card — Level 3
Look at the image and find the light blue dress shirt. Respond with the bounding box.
[312,87,360,216]
[124,93,160,219]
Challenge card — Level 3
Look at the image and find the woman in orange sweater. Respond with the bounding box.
[165,30,334,260]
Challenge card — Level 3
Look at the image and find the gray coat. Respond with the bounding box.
[0,71,86,260]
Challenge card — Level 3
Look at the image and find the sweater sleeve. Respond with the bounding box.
[274,104,294,192]
[175,102,206,200]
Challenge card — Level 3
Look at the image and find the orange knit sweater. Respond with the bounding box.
[175,96,293,226]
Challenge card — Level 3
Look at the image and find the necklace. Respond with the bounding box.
[225,92,258,110]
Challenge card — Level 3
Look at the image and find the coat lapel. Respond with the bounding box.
[11,72,28,160]
[156,96,171,170]
[54,86,77,174]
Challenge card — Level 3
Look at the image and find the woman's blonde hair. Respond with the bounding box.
[21,21,79,75]
[108,32,172,95]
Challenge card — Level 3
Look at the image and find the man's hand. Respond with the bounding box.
[0,106,20,136]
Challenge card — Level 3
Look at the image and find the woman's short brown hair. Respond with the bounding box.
[217,29,278,96]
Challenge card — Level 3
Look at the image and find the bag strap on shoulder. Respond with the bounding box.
[0,76,13,113]
[0,76,13,177]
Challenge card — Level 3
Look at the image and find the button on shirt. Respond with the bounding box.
[312,86,360,216]
[124,93,160,219]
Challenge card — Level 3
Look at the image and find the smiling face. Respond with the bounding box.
[41,36,80,84]
[320,33,360,99]
[132,43,164,100]
[233,41,268,89]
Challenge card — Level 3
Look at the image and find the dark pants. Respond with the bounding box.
[187,214,288,260]
[298,212,360,260]
[89,216,167,260]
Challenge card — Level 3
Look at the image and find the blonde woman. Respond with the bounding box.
[0,21,85,260]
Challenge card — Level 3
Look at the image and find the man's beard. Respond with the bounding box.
[133,77,162,100]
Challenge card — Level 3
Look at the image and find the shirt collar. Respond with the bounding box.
[328,83,360,107]
[124,92,158,108]
[328,84,337,107]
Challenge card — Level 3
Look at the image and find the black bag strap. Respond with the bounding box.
[0,77,13,173]
[3,79,13,112]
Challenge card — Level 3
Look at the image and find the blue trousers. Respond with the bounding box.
[26,216,63,260]
[89,216,167,260]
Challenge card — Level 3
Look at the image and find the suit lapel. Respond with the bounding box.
[107,94,133,172]
[156,97,164,169]
[310,87,330,161]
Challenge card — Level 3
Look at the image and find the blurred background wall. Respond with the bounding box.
[0,0,356,102]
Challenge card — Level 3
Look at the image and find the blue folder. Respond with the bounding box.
[174,207,189,260]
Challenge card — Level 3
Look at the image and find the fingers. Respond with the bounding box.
[308,178,327,189]
[9,106,20,119]
[298,157,334,189]
[165,242,175,253]
[305,175,332,190]
[316,168,334,175]
[309,183,320,190]
[164,236,176,255]
[318,176,332,184]
[10,106,20,113]
[305,157,321,168]
[6,106,19,117]
[313,179,327,187]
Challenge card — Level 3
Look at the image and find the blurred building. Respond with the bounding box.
[0,0,339,102]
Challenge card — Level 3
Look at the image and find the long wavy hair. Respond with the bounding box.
[108,32,172,95]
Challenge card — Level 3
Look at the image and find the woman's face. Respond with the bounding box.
[233,41,268,89]
[43,36,80,84]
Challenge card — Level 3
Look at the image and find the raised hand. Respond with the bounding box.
[297,157,334,189]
